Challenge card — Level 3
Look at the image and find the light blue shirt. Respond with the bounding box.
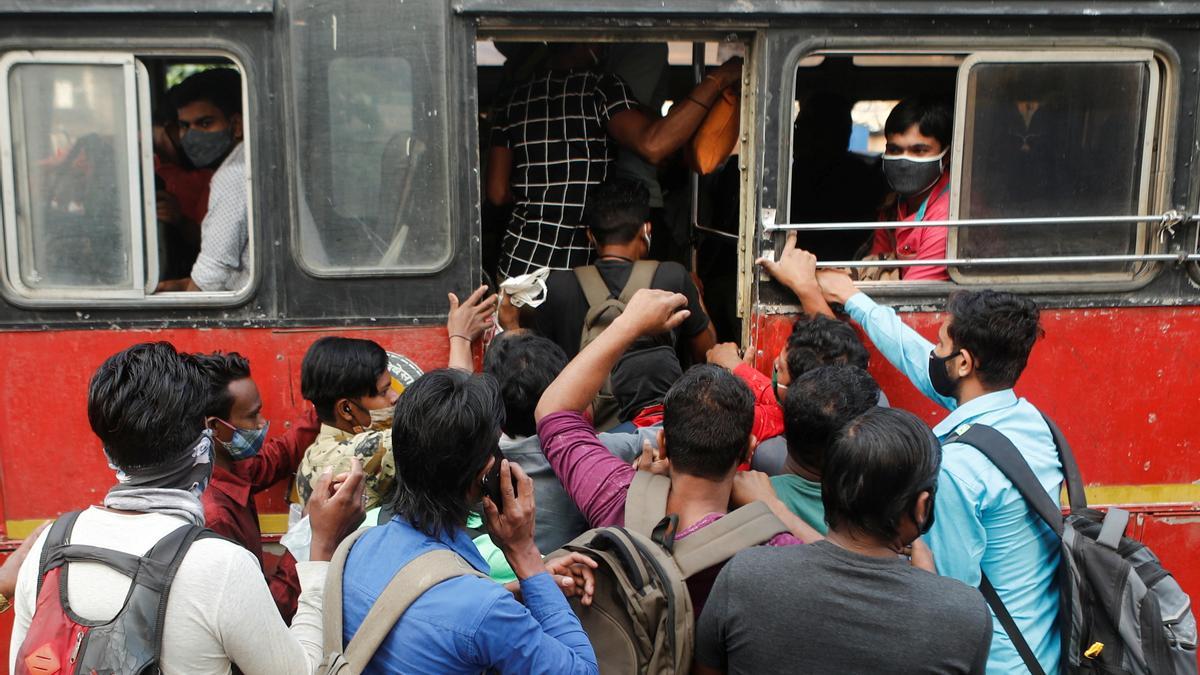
[342,516,597,674]
[845,292,1064,674]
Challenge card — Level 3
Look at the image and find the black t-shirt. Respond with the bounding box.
[695,541,993,675]
[533,259,710,359]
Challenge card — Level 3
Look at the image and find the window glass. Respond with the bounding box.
[291,2,451,274]
[953,57,1156,278]
[4,62,138,291]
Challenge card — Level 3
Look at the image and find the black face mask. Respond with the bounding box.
[927,349,962,398]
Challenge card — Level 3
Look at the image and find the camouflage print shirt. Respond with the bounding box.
[294,424,395,510]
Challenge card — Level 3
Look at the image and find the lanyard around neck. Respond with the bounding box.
[914,181,950,223]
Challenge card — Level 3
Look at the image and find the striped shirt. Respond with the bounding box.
[490,70,638,277]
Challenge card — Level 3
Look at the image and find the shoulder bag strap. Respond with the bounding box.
[623,471,670,536]
[341,549,486,670]
[322,527,373,659]
[669,501,789,579]
[617,260,660,304]
[574,265,612,308]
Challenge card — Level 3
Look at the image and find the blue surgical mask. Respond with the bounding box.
[181,127,234,168]
[212,418,269,461]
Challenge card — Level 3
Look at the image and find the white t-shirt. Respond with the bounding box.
[9,507,327,675]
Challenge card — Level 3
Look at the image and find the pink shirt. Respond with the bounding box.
[871,171,951,281]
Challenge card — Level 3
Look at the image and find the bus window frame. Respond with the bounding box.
[947,49,1164,287]
[769,39,1180,301]
[0,48,257,309]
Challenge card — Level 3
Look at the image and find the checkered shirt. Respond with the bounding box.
[490,69,638,277]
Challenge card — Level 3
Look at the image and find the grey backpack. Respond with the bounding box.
[949,417,1197,675]
[547,471,789,674]
[319,528,485,674]
[574,260,659,431]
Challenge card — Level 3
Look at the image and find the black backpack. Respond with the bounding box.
[948,417,1197,675]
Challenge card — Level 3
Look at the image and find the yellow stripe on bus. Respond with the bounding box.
[4,483,1199,540]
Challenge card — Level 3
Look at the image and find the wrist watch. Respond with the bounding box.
[0,591,11,614]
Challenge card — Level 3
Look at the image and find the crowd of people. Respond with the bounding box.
[0,52,1068,675]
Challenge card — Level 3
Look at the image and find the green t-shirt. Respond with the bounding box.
[466,512,517,583]
[770,474,828,535]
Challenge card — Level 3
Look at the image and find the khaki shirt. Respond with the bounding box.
[294,424,395,510]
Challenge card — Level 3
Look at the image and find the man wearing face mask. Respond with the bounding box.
[294,337,401,510]
[156,68,249,293]
[817,270,1063,675]
[195,352,320,623]
[867,95,954,281]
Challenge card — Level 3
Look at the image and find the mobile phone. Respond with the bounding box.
[480,446,516,513]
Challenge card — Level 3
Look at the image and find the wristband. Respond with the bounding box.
[688,95,712,111]
[450,333,472,342]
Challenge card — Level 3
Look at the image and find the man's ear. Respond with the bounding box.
[232,112,244,141]
[957,348,976,378]
[656,428,668,459]
[586,230,597,249]
[335,398,355,424]
[912,490,932,533]
[744,434,759,466]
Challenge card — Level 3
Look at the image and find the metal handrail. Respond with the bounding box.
[815,253,1200,268]
[763,213,1197,232]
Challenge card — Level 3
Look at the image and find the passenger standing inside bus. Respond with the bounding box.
[156,68,249,293]
[867,96,953,281]
[486,43,742,278]
[817,270,1063,674]
[195,352,320,624]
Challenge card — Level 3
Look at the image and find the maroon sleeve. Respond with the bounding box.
[238,406,321,494]
[268,551,301,624]
[537,410,635,529]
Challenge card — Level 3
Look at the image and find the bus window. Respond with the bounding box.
[0,51,252,302]
[1,53,147,297]
[950,52,1161,282]
[290,1,452,276]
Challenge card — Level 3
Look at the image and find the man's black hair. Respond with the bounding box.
[170,68,243,118]
[388,369,505,537]
[300,337,388,424]
[785,315,870,380]
[823,407,941,542]
[783,365,880,473]
[946,290,1043,390]
[482,331,567,438]
[195,351,252,420]
[611,338,682,423]
[584,178,650,246]
[88,342,210,470]
[662,364,754,480]
[884,95,953,149]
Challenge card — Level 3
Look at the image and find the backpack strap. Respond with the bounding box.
[574,266,611,309]
[623,472,670,536]
[617,260,659,303]
[36,510,82,596]
[947,421,1069,675]
[669,501,789,579]
[979,574,1047,675]
[322,527,372,662]
[1040,413,1087,512]
[340,549,486,671]
[950,423,1065,536]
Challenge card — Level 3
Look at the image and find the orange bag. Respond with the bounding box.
[686,88,740,175]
